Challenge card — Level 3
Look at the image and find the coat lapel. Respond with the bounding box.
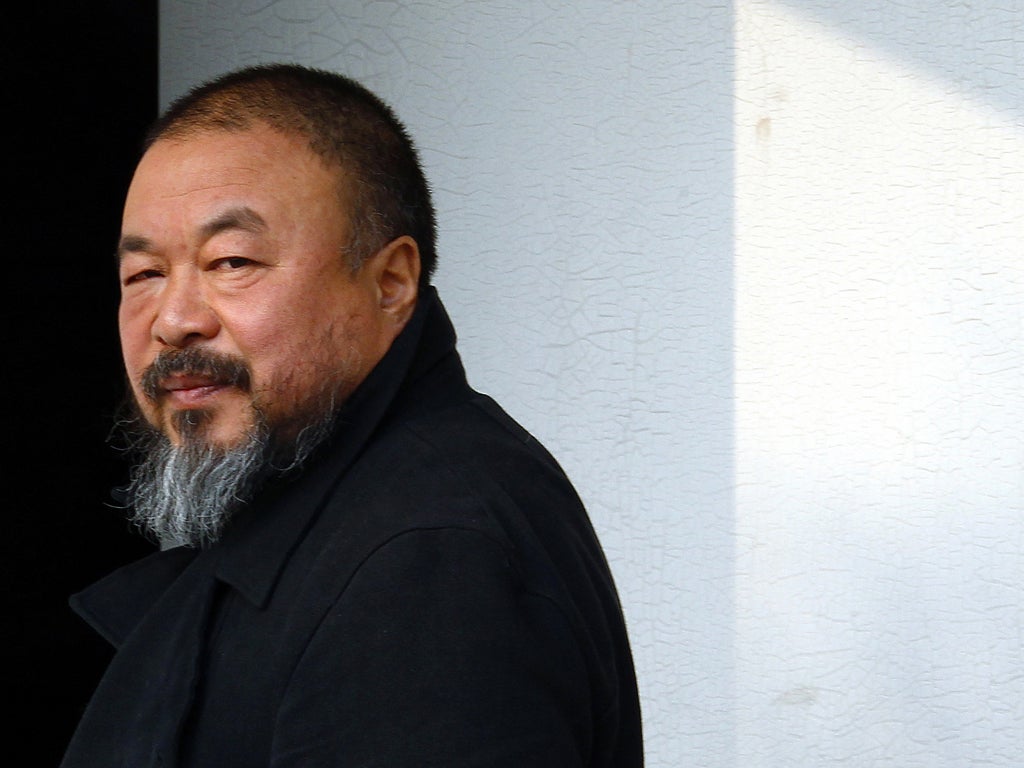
[61,551,220,768]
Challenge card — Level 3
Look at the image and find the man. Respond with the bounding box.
[62,63,643,767]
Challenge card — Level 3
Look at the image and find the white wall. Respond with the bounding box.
[735,2,1023,765]
[159,1,1023,765]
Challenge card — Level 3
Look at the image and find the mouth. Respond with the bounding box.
[159,374,235,407]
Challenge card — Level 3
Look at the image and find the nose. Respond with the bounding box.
[151,271,220,348]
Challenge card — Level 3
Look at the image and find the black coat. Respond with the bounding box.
[61,289,643,767]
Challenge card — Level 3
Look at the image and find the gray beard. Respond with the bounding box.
[119,401,336,549]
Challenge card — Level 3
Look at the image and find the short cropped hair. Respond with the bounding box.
[147,63,437,284]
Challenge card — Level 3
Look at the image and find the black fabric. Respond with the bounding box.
[61,289,643,767]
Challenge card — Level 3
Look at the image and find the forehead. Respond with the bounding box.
[124,126,344,230]
[136,126,341,194]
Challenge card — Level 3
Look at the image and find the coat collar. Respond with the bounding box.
[73,287,463,643]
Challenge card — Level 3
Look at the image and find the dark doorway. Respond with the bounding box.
[4,1,158,760]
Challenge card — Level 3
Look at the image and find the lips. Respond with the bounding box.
[159,374,233,406]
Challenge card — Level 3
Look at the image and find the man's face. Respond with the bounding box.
[118,125,398,449]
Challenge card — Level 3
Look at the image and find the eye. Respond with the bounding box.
[122,268,164,286]
[212,256,256,270]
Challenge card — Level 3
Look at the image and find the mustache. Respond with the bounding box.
[140,347,252,402]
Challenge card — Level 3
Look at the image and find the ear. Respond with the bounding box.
[365,235,420,326]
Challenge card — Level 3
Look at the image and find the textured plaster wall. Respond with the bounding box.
[735,1,1023,765]
[159,0,1023,765]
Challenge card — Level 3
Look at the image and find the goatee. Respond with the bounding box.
[115,348,339,549]
[117,410,269,548]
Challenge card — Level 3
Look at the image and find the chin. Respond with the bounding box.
[167,407,256,450]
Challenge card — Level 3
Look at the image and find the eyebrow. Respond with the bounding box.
[116,206,268,263]
[116,234,153,262]
[199,206,268,240]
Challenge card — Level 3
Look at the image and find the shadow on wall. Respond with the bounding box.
[777,0,1024,121]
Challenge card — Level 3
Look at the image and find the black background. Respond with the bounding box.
[5,1,158,760]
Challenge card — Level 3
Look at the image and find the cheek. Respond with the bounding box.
[119,330,147,386]
[119,297,150,357]
[225,284,335,351]
[246,319,361,406]
[119,348,151,412]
